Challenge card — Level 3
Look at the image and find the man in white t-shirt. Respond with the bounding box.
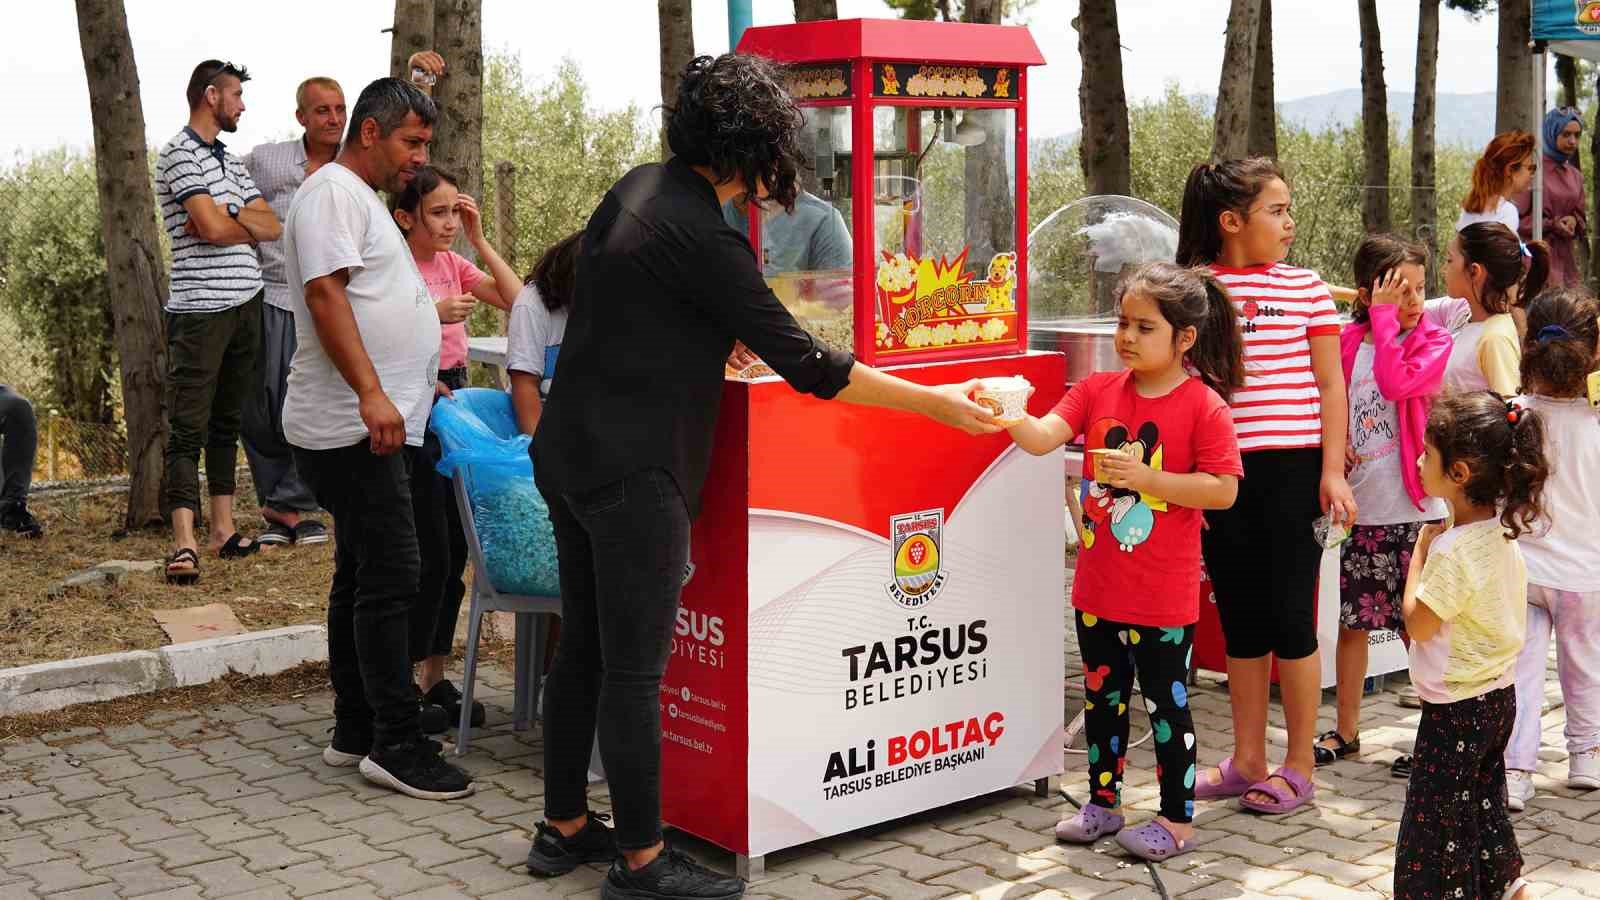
[282,76,470,802]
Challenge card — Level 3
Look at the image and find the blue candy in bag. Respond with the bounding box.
[429,388,560,597]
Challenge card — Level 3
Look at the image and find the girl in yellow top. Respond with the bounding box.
[1395,392,1550,900]
[1437,223,1549,394]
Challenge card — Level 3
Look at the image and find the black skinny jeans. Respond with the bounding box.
[409,368,470,663]
[0,385,37,508]
[294,440,422,747]
[540,467,689,851]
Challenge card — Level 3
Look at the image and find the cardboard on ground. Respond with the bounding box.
[152,603,246,644]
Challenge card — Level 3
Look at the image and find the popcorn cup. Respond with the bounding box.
[973,375,1031,425]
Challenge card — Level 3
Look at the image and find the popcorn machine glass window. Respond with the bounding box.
[728,106,856,353]
[868,105,1017,357]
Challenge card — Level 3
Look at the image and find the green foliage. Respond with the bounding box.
[473,51,654,340]
[0,150,125,473]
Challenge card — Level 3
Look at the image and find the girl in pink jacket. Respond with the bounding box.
[1315,235,1453,770]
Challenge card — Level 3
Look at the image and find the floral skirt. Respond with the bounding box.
[1339,520,1435,632]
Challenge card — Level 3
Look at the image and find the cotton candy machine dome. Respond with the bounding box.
[1026,195,1179,383]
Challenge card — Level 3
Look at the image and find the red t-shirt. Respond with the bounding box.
[1053,371,1244,627]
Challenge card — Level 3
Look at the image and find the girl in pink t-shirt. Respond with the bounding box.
[1003,262,1245,862]
[392,165,520,731]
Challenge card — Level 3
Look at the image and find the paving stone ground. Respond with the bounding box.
[3,613,1599,897]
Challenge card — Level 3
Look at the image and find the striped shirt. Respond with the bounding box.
[156,127,264,313]
[1208,262,1341,453]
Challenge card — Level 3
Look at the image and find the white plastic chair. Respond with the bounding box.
[452,471,562,754]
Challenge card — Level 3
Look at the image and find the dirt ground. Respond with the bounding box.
[0,476,335,667]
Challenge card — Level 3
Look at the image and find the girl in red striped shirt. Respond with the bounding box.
[1176,158,1358,815]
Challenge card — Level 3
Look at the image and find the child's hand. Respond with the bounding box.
[1370,268,1410,307]
[1094,451,1153,493]
[436,294,477,324]
[1414,522,1444,566]
[456,194,486,244]
[1320,471,1358,525]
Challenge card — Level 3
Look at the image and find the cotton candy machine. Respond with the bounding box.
[1025,195,1179,386]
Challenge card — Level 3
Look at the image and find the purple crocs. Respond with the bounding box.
[1055,803,1125,843]
[1115,821,1199,862]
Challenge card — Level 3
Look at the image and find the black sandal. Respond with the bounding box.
[1313,729,1360,766]
[165,547,201,585]
[1391,754,1413,779]
[217,533,260,559]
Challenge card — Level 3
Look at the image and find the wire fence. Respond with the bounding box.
[0,156,131,486]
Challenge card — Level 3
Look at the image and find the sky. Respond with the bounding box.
[7,0,1513,158]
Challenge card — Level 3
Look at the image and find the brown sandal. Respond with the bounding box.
[165,547,200,585]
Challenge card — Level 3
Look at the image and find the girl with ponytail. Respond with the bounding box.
[1314,236,1452,772]
[1502,289,1600,812]
[1396,390,1548,900]
[1440,222,1550,394]
[1001,262,1244,861]
[1177,159,1355,817]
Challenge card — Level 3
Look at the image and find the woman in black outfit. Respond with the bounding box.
[524,53,1000,900]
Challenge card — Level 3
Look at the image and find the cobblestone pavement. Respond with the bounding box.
[3,645,1599,898]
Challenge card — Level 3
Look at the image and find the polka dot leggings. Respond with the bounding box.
[1074,611,1196,823]
[1395,685,1522,899]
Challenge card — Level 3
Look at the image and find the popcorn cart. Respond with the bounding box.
[656,19,1065,878]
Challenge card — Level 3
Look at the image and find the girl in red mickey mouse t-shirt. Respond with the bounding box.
[1001,261,1244,862]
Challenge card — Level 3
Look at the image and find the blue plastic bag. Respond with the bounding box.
[429,389,560,597]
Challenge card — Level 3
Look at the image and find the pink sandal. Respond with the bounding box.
[1194,755,1253,800]
[1239,766,1315,815]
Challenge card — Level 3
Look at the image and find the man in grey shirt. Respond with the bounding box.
[241,76,345,546]
[721,188,851,274]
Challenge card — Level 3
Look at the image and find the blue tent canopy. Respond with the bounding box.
[1534,1,1600,59]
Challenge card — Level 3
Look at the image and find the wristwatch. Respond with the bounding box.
[227,203,240,219]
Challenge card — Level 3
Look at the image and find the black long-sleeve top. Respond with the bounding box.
[533,157,857,516]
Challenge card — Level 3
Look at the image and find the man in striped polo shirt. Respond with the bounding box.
[155,60,283,583]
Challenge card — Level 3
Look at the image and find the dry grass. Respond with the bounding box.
[0,474,333,667]
[0,661,330,742]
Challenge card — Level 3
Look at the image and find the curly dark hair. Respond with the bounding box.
[665,54,806,212]
[524,230,584,313]
[1520,288,1600,399]
[1425,392,1549,540]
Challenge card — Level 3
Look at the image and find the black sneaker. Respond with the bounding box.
[602,848,744,900]
[0,503,42,538]
[359,736,475,800]
[322,722,372,768]
[527,812,617,876]
[415,685,451,735]
[1390,754,1414,780]
[426,679,487,728]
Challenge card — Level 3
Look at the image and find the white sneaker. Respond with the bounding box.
[1397,686,1422,709]
[1568,747,1600,790]
[1506,769,1534,811]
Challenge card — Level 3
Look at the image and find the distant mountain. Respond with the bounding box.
[1277,89,1499,148]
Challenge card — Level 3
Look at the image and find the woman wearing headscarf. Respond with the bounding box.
[1515,107,1587,288]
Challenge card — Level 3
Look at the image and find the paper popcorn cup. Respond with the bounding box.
[973,375,1031,424]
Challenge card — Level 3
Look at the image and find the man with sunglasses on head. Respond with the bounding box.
[154,60,281,584]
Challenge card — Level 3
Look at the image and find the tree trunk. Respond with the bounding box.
[72,0,168,529]
[1212,0,1261,160]
[1247,0,1276,158]
[1076,1,1131,197]
[1413,0,1441,294]
[960,0,1011,268]
[659,0,695,159]
[431,0,483,256]
[1496,0,1533,135]
[1556,53,1579,108]
[389,0,434,80]
[793,0,837,19]
[1358,0,1391,234]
